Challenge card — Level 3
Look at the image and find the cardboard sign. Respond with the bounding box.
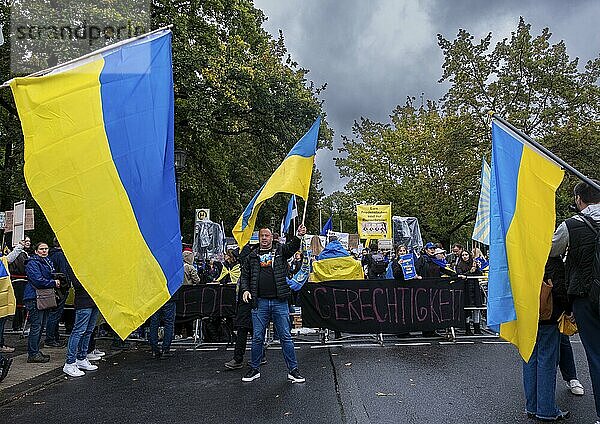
[378,239,393,251]
[11,201,25,247]
[4,209,35,233]
[300,278,465,333]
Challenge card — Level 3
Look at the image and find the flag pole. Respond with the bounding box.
[293,196,298,234]
[302,198,308,226]
[0,25,173,89]
[490,112,600,192]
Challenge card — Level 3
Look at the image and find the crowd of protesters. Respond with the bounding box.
[1,198,599,424]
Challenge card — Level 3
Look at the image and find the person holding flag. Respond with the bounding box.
[240,224,307,383]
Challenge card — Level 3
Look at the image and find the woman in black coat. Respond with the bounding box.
[455,251,483,335]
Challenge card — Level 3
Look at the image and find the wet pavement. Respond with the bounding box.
[0,332,597,424]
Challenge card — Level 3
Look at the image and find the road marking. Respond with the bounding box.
[394,342,431,346]
[439,341,475,345]
[310,344,344,349]
[185,348,219,351]
[348,344,382,348]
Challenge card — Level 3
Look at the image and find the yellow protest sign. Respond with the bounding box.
[356,205,392,240]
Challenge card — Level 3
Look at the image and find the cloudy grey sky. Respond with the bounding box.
[253,0,600,194]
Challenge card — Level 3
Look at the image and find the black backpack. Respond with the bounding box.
[370,253,387,275]
[580,215,600,314]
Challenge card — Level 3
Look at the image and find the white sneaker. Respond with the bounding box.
[86,352,102,361]
[91,349,106,357]
[75,358,98,371]
[567,379,584,396]
[63,363,85,377]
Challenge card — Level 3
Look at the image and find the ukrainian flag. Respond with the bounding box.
[233,117,320,247]
[0,257,15,319]
[472,158,491,245]
[8,30,183,339]
[311,240,363,282]
[488,120,563,361]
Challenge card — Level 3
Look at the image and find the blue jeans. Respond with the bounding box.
[149,301,176,353]
[0,316,6,347]
[250,298,297,371]
[523,324,561,420]
[573,297,600,418]
[66,307,99,364]
[24,299,48,357]
[45,295,66,343]
[558,334,577,382]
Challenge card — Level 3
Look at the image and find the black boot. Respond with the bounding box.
[473,322,482,335]
[464,322,473,336]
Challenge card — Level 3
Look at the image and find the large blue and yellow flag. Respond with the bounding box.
[9,30,183,339]
[233,117,320,247]
[488,120,563,361]
[311,240,363,282]
[472,158,491,245]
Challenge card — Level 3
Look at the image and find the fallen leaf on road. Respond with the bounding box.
[375,392,397,397]
[344,362,352,366]
[33,402,46,405]
[331,353,338,356]
[275,395,280,398]
[132,378,137,381]
[284,412,292,416]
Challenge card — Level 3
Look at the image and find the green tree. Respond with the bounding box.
[0,0,331,243]
[153,0,331,242]
[320,190,358,234]
[438,17,600,136]
[336,101,484,246]
[438,17,600,223]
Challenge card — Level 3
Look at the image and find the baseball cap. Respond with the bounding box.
[425,242,436,249]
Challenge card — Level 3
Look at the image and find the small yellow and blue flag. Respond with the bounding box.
[233,117,320,247]
[8,30,183,339]
[488,120,564,361]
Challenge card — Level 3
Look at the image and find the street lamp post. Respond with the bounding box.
[174,149,187,227]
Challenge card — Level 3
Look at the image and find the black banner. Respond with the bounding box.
[299,278,465,333]
[175,285,237,319]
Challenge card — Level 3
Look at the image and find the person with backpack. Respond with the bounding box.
[362,249,388,280]
[550,180,600,424]
[521,256,571,421]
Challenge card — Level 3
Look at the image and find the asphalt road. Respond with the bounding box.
[1,338,597,424]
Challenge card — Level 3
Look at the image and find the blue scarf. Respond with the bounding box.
[431,256,447,269]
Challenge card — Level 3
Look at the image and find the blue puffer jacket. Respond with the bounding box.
[24,255,57,301]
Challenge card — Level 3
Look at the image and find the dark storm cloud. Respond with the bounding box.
[254,0,600,193]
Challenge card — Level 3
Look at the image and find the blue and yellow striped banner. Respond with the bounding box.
[487,120,563,361]
[472,158,491,245]
[9,30,183,339]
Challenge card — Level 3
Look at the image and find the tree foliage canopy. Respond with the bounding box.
[0,0,331,243]
[333,17,600,246]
